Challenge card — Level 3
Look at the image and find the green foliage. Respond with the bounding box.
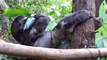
[18,0,72,31]
[95,0,107,59]
[95,0,107,48]
[45,21,57,31]
[3,6,30,18]
[0,54,31,60]
[95,35,105,48]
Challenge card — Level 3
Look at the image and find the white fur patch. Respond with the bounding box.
[30,28,37,37]
[61,21,67,28]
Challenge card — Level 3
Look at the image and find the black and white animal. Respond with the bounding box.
[11,14,50,46]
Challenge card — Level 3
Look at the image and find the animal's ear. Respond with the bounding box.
[94,17,103,30]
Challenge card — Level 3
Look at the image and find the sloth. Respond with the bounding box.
[11,10,103,48]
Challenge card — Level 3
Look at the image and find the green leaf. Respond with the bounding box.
[55,10,61,17]
[95,35,105,48]
[45,21,57,31]
[48,10,55,16]
[3,8,30,18]
[99,0,106,18]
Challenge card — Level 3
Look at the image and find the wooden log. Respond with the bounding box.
[0,40,107,60]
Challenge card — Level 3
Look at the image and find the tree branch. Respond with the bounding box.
[0,40,107,60]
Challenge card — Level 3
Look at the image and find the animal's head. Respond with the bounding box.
[11,16,27,33]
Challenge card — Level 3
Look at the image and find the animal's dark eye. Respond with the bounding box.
[19,23,21,26]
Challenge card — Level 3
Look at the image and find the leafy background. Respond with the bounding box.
[96,0,107,48]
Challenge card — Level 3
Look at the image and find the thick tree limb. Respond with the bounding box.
[0,40,107,60]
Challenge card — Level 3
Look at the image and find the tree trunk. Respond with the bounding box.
[71,0,96,60]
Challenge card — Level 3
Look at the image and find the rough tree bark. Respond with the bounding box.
[71,0,96,60]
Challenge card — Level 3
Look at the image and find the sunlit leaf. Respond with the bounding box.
[3,7,30,18]
[55,10,61,17]
[45,21,57,31]
[95,35,105,48]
